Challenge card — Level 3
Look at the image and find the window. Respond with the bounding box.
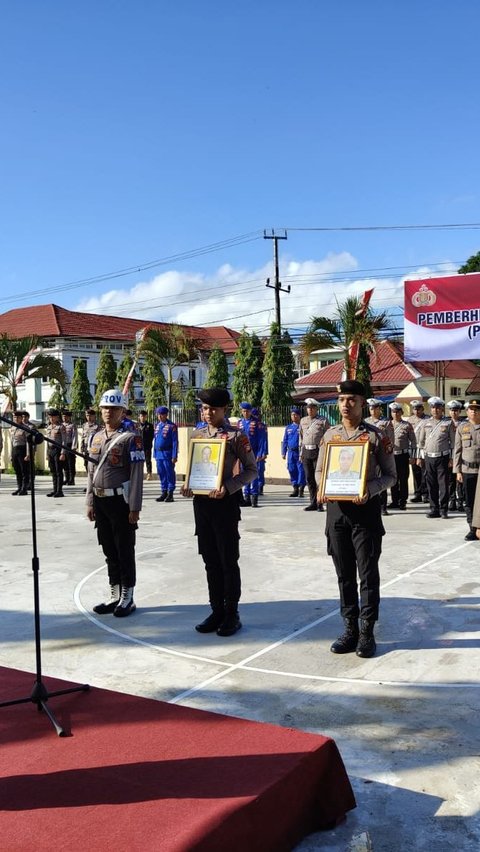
[450,386,462,397]
[189,368,197,387]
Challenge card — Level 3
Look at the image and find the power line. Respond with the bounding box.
[282,223,480,232]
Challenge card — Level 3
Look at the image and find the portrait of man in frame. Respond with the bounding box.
[185,438,226,494]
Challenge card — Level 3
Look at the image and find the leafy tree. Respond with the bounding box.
[70,358,92,411]
[205,342,229,388]
[231,330,264,413]
[94,347,117,406]
[261,323,296,417]
[116,350,137,406]
[142,360,167,411]
[300,295,391,398]
[458,252,480,274]
[0,333,67,409]
[48,379,69,410]
[137,325,202,409]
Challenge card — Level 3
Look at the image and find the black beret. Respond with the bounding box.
[62,410,72,416]
[13,409,24,416]
[198,387,231,407]
[336,380,367,396]
[47,408,61,417]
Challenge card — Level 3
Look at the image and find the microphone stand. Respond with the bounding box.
[0,415,91,736]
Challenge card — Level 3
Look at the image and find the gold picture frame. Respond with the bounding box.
[185,438,226,495]
[318,440,369,501]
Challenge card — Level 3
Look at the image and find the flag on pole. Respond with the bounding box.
[122,327,149,397]
[346,290,375,379]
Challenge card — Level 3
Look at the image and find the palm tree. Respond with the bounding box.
[137,325,203,409]
[300,295,391,395]
[0,334,67,409]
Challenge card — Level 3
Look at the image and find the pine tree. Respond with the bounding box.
[231,330,263,413]
[70,359,92,411]
[205,342,229,388]
[48,379,69,410]
[94,348,117,406]
[142,361,167,411]
[261,323,296,421]
[116,351,137,406]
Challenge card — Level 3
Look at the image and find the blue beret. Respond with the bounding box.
[240,401,252,410]
[291,406,300,413]
[155,405,169,414]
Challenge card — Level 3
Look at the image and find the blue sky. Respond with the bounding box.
[1,1,479,338]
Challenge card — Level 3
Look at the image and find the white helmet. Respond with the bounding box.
[99,388,127,408]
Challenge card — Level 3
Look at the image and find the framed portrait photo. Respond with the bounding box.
[185,438,226,494]
[318,440,369,501]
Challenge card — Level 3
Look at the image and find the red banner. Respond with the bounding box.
[404,273,480,361]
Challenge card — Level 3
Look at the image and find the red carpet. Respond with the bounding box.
[0,667,355,851]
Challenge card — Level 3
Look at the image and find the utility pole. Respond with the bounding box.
[264,229,289,328]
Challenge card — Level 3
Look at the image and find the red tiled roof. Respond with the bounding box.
[466,376,480,394]
[296,340,417,389]
[0,304,240,353]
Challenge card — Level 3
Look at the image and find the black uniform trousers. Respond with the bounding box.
[144,442,153,475]
[62,447,76,485]
[326,497,384,622]
[425,455,450,513]
[411,461,427,499]
[193,493,241,607]
[302,450,319,506]
[48,449,64,495]
[391,453,409,507]
[462,472,478,530]
[94,494,136,588]
[448,469,464,505]
[12,446,28,491]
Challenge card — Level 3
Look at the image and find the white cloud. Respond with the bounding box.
[74,254,458,333]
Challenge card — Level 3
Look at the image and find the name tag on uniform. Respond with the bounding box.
[130,449,145,462]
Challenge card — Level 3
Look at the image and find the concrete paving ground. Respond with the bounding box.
[1,473,479,852]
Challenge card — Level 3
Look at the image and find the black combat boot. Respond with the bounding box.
[457,500,465,512]
[251,495,258,507]
[448,499,457,512]
[289,486,299,497]
[356,619,377,658]
[217,604,242,636]
[156,491,167,502]
[465,529,476,541]
[304,502,317,511]
[298,486,305,497]
[93,584,121,615]
[244,495,252,507]
[195,607,225,633]
[165,491,174,502]
[330,618,359,654]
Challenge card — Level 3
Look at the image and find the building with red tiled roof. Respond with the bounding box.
[294,339,480,405]
[0,304,240,417]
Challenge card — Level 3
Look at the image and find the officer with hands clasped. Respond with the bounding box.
[45,409,66,497]
[300,398,329,512]
[281,406,306,497]
[316,380,396,658]
[453,399,480,540]
[10,410,30,495]
[417,397,456,518]
[154,405,178,503]
[407,400,429,503]
[86,389,144,618]
[237,402,265,507]
[181,387,257,637]
[388,402,416,511]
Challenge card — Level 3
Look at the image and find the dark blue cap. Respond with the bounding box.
[240,401,252,410]
[291,406,300,413]
[155,405,169,414]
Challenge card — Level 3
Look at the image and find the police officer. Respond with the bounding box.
[81,408,100,492]
[21,411,35,490]
[281,406,306,497]
[365,398,394,516]
[62,410,78,485]
[181,387,257,636]
[316,380,396,658]
[153,405,178,503]
[407,400,429,503]
[454,399,480,540]
[86,388,144,617]
[10,410,29,495]
[251,407,268,495]
[45,409,66,498]
[417,397,456,518]
[138,410,154,479]
[388,402,416,510]
[300,398,329,511]
[446,400,464,511]
[238,402,265,507]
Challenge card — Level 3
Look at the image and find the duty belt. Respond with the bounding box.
[426,451,450,458]
[393,449,410,455]
[304,445,318,450]
[93,487,124,497]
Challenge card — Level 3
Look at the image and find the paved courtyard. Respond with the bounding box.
[1,474,479,851]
